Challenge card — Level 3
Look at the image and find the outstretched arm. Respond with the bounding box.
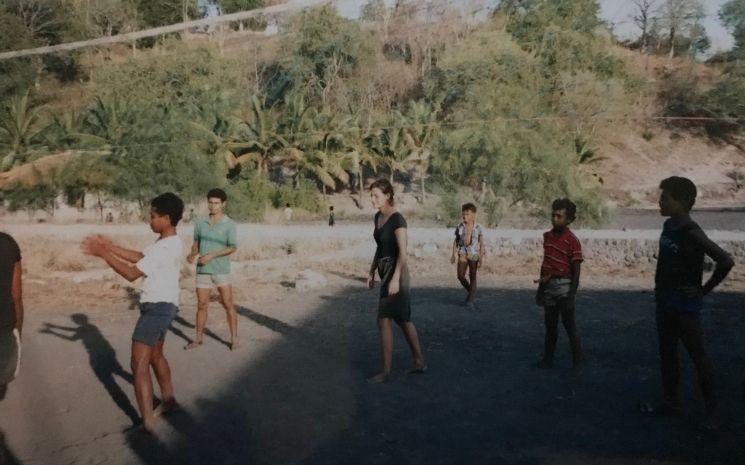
[39,324,79,341]
[689,229,735,295]
[82,236,144,282]
[93,235,143,263]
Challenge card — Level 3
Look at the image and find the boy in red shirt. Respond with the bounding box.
[535,198,584,369]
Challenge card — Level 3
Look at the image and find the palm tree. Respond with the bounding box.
[277,101,350,194]
[188,113,259,179]
[369,114,410,184]
[401,100,437,203]
[0,91,45,170]
[44,109,109,151]
[342,114,380,204]
[236,95,287,176]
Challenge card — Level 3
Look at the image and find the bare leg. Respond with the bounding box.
[466,260,478,304]
[537,305,560,368]
[186,288,211,350]
[131,341,156,433]
[150,339,177,416]
[457,258,470,292]
[398,320,426,372]
[369,318,393,383]
[559,300,583,367]
[217,285,239,350]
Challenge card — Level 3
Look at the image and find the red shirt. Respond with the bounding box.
[540,228,583,279]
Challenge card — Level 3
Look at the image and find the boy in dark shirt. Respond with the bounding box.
[0,232,23,401]
[534,199,584,369]
[641,176,734,429]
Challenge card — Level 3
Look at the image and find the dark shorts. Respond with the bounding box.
[133,302,178,347]
[0,329,20,385]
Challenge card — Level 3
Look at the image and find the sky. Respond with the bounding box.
[319,0,735,54]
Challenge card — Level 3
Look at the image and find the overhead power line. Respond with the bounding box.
[0,0,328,61]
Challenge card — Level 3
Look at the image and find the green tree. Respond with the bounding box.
[657,0,705,59]
[400,100,437,202]
[58,153,115,219]
[720,0,745,54]
[0,91,45,170]
[279,4,372,104]
[0,11,39,99]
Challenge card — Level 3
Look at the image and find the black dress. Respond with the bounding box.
[373,211,411,322]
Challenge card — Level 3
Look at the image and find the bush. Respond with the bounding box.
[225,174,274,221]
[272,177,325,214]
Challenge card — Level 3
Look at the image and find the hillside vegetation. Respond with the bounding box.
[0,0,744,225]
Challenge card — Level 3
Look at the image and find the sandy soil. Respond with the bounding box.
[1,224,744,465]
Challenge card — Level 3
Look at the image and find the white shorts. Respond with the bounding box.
[196,273,232,289]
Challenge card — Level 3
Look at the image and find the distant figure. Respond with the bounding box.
[450,203,485,308]
[106,212,114,223]
[283,203,293,223]
[188,208,196,223]
[186,188,239,350]
[534,198,584,370]
[328,206,335,227]
[82,192,184,434]
[367,179,426,383]
[639,176,734,430]
[0,232,23,402]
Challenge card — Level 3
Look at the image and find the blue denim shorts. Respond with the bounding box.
[133,302,178,347]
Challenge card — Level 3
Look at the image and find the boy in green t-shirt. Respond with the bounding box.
[186,188,239,350]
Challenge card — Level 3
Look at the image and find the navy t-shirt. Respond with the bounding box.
[655,217,704,312]
[0,232,21,331]
[373,212,407,258]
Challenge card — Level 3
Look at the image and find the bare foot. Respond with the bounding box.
[367,372,390,384]
[153,398,179,418]
[407,364,427,374]
[142,418,157,434]
[184,340,203,351]
[230,340,240,351]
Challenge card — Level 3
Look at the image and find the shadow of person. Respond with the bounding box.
[39,313,140,426]
[169,315,231,349]
[0,429,21,465]
[235,305,297,336]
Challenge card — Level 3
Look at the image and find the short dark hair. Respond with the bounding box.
[462,203,477,213]
[369,178,395,206]
[207,188,227,202]
[151,192,184,226]
[329,206,334,211]
[659,176,697,211]
[552,198,577,221]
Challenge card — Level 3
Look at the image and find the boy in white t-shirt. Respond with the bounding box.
[82,193,184,434]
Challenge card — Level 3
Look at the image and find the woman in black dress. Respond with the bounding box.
[367,179,426,383]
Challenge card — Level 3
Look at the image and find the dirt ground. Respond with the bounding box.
[1,224,744,465]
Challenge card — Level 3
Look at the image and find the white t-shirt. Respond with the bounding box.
[136,235,183,305]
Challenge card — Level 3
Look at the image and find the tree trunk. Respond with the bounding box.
[420,165,426,203]
[358,165,363,206]
[668,27,676,60]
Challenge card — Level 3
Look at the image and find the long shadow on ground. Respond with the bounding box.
[127,287,745,465]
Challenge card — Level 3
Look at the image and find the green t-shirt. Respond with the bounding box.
[194,216,237,275]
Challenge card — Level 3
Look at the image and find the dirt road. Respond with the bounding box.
[1,275,744,465]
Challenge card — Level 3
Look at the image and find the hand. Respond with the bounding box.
[388,278,400,296]
[197,254,213,266]
[187,253,199,264]
[367,274,375,290]
[94,234,113,246]
[478,259,483,269]
[450,255,456,264]
[81,235,107,257]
